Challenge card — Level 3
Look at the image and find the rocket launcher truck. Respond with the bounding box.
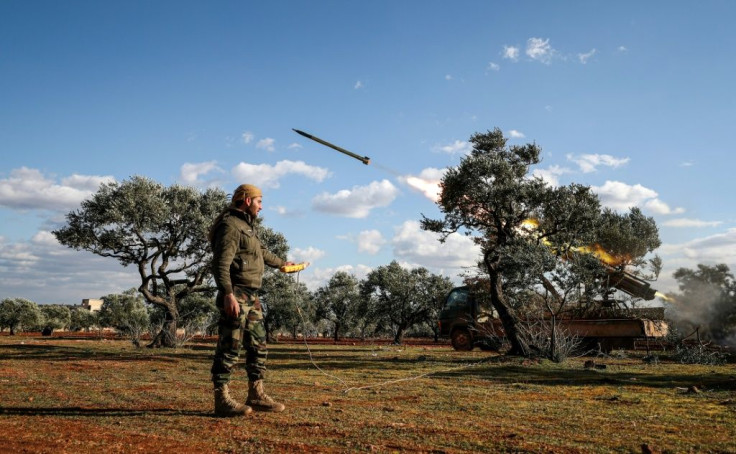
[438,267,668,352]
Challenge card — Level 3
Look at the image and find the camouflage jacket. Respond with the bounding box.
[211,208,285,294]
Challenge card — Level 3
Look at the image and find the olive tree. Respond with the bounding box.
[422,128,661,357]
[39,305,72,334]
[361,261,453,345]
[99,289,150,347]
[0,298,43,335]
[53,176,227,347]
[70,307,98,332]
[177,292,218,339]
[315,271,362,341]
[260,270,313,340]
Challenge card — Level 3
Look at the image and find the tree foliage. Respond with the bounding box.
[0,298,43,335]
[177,292,218,338]
[315,271,362,341]
[53,176,227,347]
[69,308,98,332]
[361,261,453,345]
[263,273,310,340]
[98,288,150,347]
[39,305,72,333]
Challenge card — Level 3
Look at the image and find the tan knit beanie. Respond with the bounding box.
[231,184,262,205]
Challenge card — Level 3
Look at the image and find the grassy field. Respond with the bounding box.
[0,334,734,453]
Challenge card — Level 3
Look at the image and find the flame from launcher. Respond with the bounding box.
[520,218,630,266]
[520,218,543,237]
[575,244,630,267]
[655,291,673,302]
[520,218,552,247]
[520,218,540,229]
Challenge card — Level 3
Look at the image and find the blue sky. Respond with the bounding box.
[1,1,734,304]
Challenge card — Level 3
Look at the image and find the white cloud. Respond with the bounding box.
[270,205,304,217]
[591,180,684,214]
[508,129,525,139]
[526,37,556,64]
[0,167,115,211]
[231,160,330,189]
[578,49,596,64]
[354,80,363,89]
[312,179,399,218]
[256,138,276,152]
[400,167,446,202]
[32,230,60,247]
[392,220,481,269]
[290,246,325,264]
[287,142,303,150]
[242,131,254,144]
[308,264,373,291]
[435,140,472,155]
[0,232,139,303]
[531,164,571,187]
[502,45,520,61]
[644,198,685,215]
[487,62,500,72]
[60,174,113,192]
[0,237,39,269]
[179,161,222,185]
[658,228,736,277]
[567,153,630,173]
[661,218,723,228]
[617,46,628,53]
[356,229,386,255]
[680,161,694,167]
[445,74,453,80]
[592,180,656,211]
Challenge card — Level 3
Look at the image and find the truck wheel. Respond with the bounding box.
[451,328,473,351]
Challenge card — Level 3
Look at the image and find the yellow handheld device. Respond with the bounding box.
[279,262,310,273]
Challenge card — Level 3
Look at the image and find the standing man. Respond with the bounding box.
[209,184,292,416]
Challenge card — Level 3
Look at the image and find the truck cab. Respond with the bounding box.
[438,286,501,351]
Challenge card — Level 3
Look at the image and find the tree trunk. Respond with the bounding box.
[543,293,563,362]
[148,302,178,348]
[333,322,340,342]
[393,325,406,345]
[264,316,272,342]
[487,262,529,357]
[549,315,557,361]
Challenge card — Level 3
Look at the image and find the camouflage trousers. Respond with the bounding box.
[211,286,268,386]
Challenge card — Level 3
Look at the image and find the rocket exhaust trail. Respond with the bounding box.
[371,162,401,176]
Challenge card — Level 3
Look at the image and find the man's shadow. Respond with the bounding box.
[0,406,213,418]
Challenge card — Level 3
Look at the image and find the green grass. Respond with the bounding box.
[0,335,734,453]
